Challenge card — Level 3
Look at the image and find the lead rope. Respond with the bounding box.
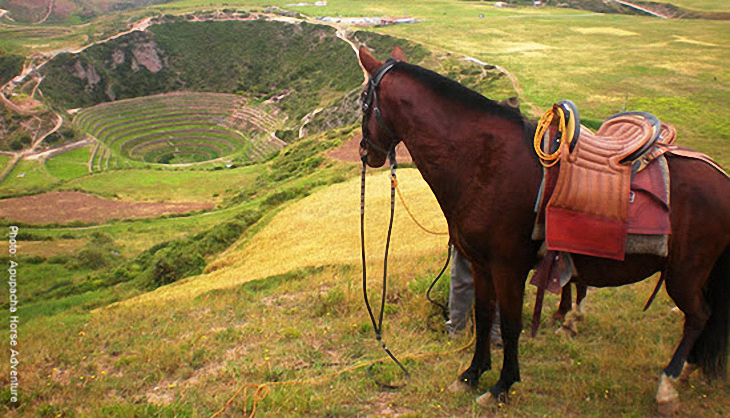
[426,244,452,323]
[360,151,410,389]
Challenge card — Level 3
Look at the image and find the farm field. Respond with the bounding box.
[0,0,728,417]
[75,92,285,166]
[60,165,263,203]
[43,146,93,181]
[0,191,215,224]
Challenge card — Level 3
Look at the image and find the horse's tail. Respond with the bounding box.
[688,244,730,380]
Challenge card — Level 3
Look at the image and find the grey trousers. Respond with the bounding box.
[447,248,474,333]
[447,248,501,343]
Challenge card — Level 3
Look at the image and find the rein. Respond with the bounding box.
[359,58,411,388]
[360,153,410,388]
[359,58,457,387]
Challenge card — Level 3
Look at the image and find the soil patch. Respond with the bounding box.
[0,191,214,224]
[327,133,412,164]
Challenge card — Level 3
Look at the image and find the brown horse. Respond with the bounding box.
[358,46,730,413]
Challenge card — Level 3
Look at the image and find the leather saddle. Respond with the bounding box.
[537,101,675,260]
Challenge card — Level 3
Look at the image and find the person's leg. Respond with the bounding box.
[447,249,475,335]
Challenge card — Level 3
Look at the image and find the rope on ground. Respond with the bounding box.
[211,325,476,417]
[393,178,448,236]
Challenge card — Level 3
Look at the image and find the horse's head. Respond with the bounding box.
[358,46,407,168]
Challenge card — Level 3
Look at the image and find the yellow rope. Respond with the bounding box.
[211,325,476,417]
[533,105,574,168]
[392,176,449,236]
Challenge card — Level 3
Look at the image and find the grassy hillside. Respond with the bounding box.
[0,0,170,24]
[654,0,730,12]
[4,167,728,416]
[40,19,363,123]
[1,0,728,416]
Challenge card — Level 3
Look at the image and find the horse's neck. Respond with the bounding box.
[392,87,538,222]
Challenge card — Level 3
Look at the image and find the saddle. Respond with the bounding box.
[534,101,675,260]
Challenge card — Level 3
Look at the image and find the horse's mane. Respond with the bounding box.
[393,61,525,124]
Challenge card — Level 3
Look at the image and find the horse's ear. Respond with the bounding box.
[391,45,407,62]
[359,46,382,75]
[500,96,521,111]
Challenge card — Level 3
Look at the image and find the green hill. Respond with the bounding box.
[40,20,362,122]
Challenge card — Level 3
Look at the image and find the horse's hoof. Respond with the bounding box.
[447,379,472,393]
[476,392,498,408]
[551,311,566,323]
[554,324,577,338]
[657,397,679,416]
[656,374,680,416]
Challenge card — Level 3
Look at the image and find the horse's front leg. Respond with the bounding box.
[477,263,526,407]
[448,263,495,392]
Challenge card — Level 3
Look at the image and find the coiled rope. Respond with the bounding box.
[533,104,575,168]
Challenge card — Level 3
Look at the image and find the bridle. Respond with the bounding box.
[360,58,399,164]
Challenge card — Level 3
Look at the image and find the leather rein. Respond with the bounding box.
[359,58,410,387]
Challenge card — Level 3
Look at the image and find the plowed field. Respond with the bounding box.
[0,191,214,224]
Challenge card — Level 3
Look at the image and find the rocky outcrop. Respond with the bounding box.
[131,42,163,73]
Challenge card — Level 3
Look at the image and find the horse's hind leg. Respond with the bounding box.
[555,282,587,337]
[552,283,572,323]
[656,260,716,415]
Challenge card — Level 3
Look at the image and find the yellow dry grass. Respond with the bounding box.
[117,169,448,306]
[571,27,639,37]
[671,35,723,47]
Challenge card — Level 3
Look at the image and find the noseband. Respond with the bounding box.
[361,58,399,163]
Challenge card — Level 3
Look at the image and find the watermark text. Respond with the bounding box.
[8,225,19,404]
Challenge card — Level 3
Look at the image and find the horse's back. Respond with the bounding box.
[667,155,730,243]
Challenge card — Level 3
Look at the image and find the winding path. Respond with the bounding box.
[35,0,55,24]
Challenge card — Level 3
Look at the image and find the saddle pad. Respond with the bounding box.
[627,154,670,235]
